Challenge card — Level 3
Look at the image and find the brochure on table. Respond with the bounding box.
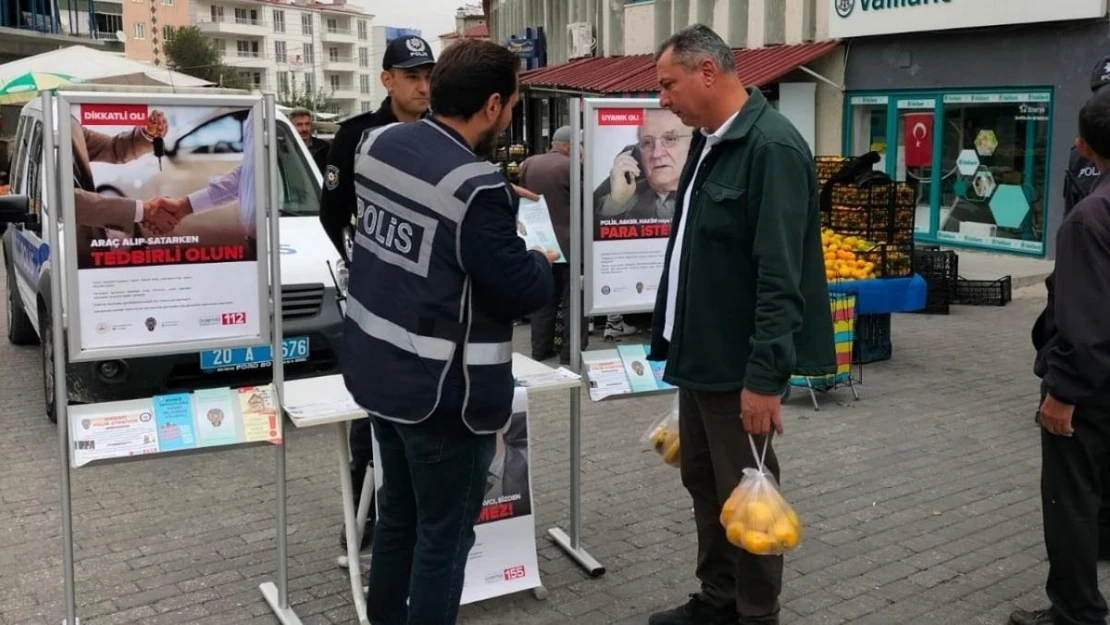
[68,384,282,468]
[583,345,674,401]
[370,387,542,605]
[517,196,566,263]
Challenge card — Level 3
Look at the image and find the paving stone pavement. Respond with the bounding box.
[3,280,1105,625]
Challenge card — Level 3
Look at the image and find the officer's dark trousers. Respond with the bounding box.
[530,263,587,362]
[678,388,782,624]
[1043,404,1110,625]
[365,410,495,625]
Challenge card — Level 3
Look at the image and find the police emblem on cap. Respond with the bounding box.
[406,37,426,53]
[326,164,340,190]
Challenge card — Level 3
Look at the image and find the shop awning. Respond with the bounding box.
[520,39,840,95]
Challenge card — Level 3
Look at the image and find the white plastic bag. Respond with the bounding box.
[720,434,803,555]
[642,394,681,468]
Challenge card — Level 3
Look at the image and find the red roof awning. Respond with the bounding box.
[521,40,840,94]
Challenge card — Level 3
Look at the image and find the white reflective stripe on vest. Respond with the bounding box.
[465,341,512,366]
[346,297,454,361]
[347,297,512,366]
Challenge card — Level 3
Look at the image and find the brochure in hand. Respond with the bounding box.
[517,196,566,263]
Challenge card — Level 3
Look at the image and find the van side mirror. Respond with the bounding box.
[0,195,29,225]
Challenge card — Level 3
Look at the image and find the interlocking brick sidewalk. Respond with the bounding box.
[1,283,1095,625]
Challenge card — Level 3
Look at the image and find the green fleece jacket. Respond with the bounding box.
[648,88,837,394]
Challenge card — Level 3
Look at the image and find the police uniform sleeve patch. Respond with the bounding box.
[325,165,340,190]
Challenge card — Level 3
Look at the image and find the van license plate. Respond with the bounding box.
[199,337,310,372]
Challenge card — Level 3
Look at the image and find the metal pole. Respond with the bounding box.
[42,91,78,625]
[547,97,604,577]
[264,94,290,607]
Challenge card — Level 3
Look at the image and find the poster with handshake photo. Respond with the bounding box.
[61,99,268,355]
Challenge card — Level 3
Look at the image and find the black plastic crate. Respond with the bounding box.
[853,313,892,364]
[953,276,1013,306]
[822,182,916,248]
[911,249,958,315]
[856,243,914,278]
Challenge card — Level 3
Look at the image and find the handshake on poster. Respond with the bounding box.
[140,196,192,235]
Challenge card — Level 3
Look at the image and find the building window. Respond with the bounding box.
[302,43,314,65]
[361,101,372,113]
[358,47,368,68]
[278,71,290,92]
[210,6,223,22]
[301,13,313,35]
[162,25,174,42]
[234,8,258,25]
[359,74,369,94]
[134,22,145,39]
[329,47,340,62]
[273,10,285,33]
[357,20,367,40]
[329,74,342,91]
[239,71,262,88]
[304,73,314,91]
[94,13,122,37]
[326,18,338,33]
[162,0,172,6]
[844,90,1053,256]
[237,40,259,57]
[275,40,286,63]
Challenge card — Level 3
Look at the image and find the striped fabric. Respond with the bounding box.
[790,293,856,390]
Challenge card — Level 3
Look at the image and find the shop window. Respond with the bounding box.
[848,96,888,172]
[936,93,1050,254]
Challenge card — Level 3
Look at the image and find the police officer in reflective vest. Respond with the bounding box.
[1065,55,1110,215]
[344,39,556,624]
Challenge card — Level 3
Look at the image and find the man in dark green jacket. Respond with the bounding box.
[646,25,836,625]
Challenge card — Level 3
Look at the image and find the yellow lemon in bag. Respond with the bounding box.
[746,500,774,532]
[726,522,747,546]
[772,521,799,550]
[720,496,742,526]
[742,530,774,555]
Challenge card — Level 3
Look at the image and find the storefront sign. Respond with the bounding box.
[850,95,888,105]
[944,93,1051,104]
[936,230,1044,254]
[60,99,269,361]
[897,99,935,109]
[829,0,1106,39]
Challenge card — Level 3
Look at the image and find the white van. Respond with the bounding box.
[1,86,346,422]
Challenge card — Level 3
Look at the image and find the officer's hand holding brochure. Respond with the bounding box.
[516,196,565,263]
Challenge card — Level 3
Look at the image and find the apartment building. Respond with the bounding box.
[120,0,374,115]
[1,0,124,64]
[439,3,489,51]
[490,0,843,156]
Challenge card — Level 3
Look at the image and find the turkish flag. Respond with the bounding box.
[903,113,933,168]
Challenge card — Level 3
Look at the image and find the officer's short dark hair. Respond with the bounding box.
[430,39,518,120]
[1080,88,1110,160]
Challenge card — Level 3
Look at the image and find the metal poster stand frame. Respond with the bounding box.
[547,97,606,578]
[44,91,302,625]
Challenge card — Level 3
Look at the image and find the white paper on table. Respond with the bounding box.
[516,367,581,388]
[582,349,632,401]
[517,196,566,263]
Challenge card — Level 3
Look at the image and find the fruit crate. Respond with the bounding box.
[853,313,892,364]
[855,243,914,278]
[815,156,851,189]
[823,182,916,247]
[911,249,959,315]
[952,275,1012,306]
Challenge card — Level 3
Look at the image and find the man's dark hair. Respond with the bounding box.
[431,39,519,119]
[1079,87,1110,160]
[289,107,312,121]
[655,24,736,75]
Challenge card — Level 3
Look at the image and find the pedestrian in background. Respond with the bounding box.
[344,38,555,625]
[645,24,835,625]
[1011,86,1110,625]
[1063,55,1110,216]
[519,125,588,363]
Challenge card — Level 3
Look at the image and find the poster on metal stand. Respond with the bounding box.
[37,89,303,624]
[368,388,544,604]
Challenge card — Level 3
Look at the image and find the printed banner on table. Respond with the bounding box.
[584,345,674,401]
[59,97,268,359]
[69,384,281,467]
[587,100,687,315]
[370,388,542,605]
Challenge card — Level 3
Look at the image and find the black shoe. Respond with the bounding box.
[1008,608,1053,625]
[339,520,373,551]
[648,595,737,625]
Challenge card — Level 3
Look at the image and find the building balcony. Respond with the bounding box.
[223,51,270,69]
[321,27,355,43]
[323,59,357,73]
[195,15,268,37]
[329,87,358,100]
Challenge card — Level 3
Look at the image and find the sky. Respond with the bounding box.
[354,0,476,55]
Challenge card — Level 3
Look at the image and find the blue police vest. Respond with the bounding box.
[342,119,516,434]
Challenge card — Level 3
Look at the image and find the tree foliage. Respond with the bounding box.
[277,76,340,115]
[163,26,249,89]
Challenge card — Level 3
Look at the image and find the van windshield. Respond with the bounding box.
[275,123,320,217]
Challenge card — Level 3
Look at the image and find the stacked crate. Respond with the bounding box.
[823,182,916,279]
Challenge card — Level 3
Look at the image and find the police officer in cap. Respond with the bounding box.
[320,33,435,553]
[320,34,436,260]
[1064,54,1110,215]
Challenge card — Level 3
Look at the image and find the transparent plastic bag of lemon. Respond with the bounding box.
[720,434,802,555]
[641,394,681,468]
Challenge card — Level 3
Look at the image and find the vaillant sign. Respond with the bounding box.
[829,0,1107,38]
